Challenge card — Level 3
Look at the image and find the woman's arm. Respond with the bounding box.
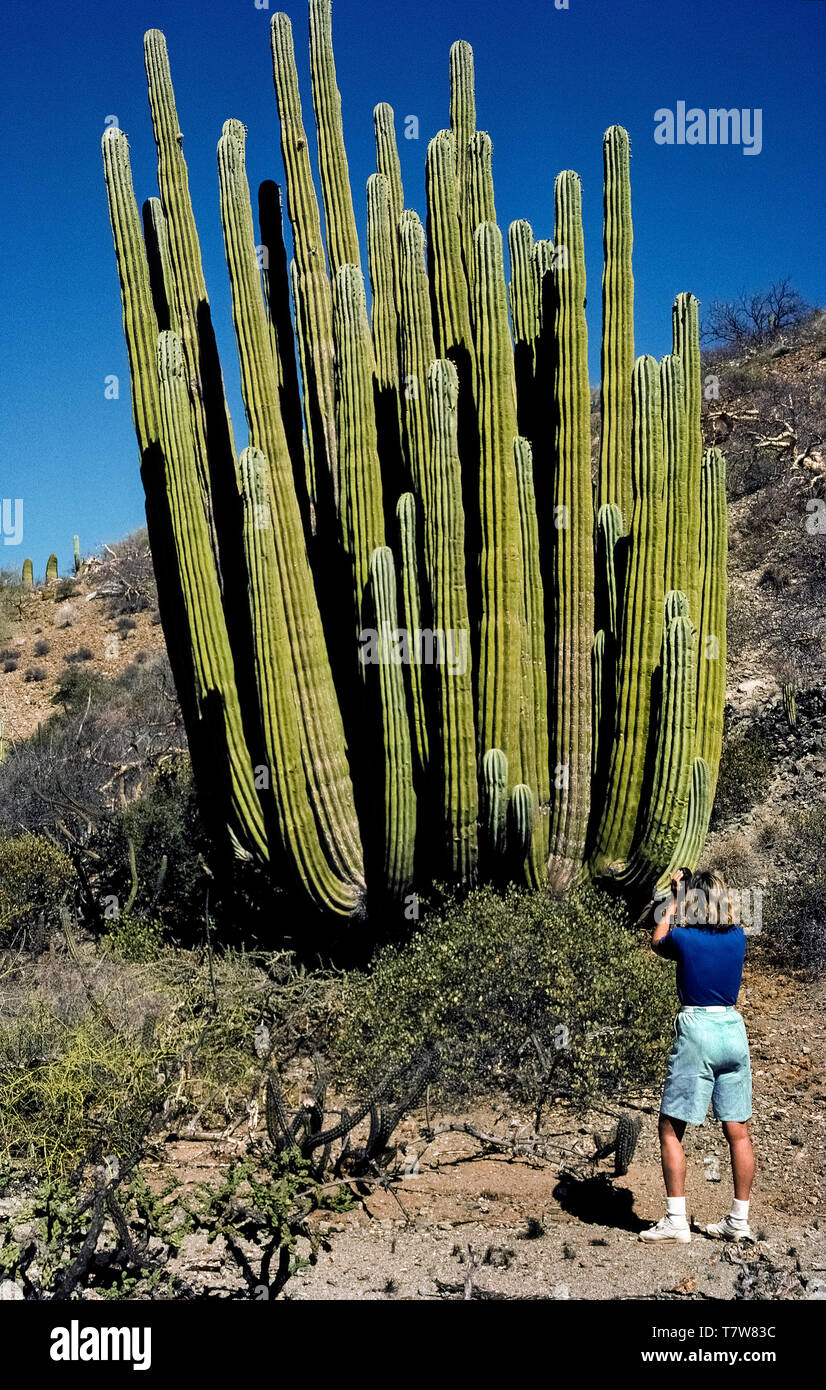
[651,869,685,949]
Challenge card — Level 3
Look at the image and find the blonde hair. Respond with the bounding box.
[684,871,738,929]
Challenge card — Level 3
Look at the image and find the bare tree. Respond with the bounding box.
[701,278,811,349]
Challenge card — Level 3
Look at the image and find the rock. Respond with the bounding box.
[0,1281,24,1301]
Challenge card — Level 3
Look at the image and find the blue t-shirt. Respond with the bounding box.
[653,926,746,1006]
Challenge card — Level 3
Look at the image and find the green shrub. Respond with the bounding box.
[712,726,777,828]
[0,834,77,949]
[334,885,677,1109]
[104,911,165,963]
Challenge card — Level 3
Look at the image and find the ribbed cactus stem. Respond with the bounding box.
[514,436,549,879]
[396,492,430,776]
[661,353,688,594]
[509,219,538,440]
[45,554,58,585]
[481,748,508,858]
[656,756,711,892]
[156,330,268,863]
[425,130,473,362]
[369,546,417,900]
[367,172,404,480]
[464,132,496,249]
[620,613,696,886]
[373,103,404,248]
[672,292,703,621]
[102,129,161,454]
[257,179,306,497]
[595,502,624,643]
[449,39,476,271]
[142,195,177,334]
[548,172,595,887]
[218,118,364,894]
[333,264,386,637]
[782,682,797,729]
[308,0,360,273]
[22,559,33,588]
[238,446,364,914]
[471,222,523,786]
[270,13,338,512]
[695,447,728,799]
[398,210,437,508]
[73,536,81,574]
[508,784,535,862]
[425,359,478,886]
[592,355,666,875]
[598,125,634,521]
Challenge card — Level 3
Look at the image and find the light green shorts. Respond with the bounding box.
[660,1007,752,1125]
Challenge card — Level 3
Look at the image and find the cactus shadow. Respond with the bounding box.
[552,1172,648,1234]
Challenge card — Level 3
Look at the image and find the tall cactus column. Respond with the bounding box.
[218,118,365,902]
[672,292,703,622]
[425,360,478,885]
[548,172,595,889]
[591,356,666,876]
[598,126,634,521]
[308,0,361,274]
[471,222,524,791]
[695,447,728,800]
[271,12,338,520]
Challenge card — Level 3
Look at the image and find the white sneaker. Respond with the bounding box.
[639,1216,692,1244]
[705,1215,753,1242]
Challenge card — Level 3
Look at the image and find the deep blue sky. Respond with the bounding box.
[1,0,824,576]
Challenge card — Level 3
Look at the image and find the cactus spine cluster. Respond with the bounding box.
[103,3,728,926]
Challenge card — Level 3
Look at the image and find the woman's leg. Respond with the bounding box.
[659,1113,688,1196]
[722,1119,754,1200]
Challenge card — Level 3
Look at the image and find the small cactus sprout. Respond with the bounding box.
[782,682,797,729]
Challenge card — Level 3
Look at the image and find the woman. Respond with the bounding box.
[640,869,755,1244]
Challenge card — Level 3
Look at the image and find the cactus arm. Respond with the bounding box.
[156,331,268,864]
[591,355,666,875]
[102,129,161,455]
[398,210,438,509]
[396,492,430,775]
[514,436,550,880]
[548,172,595,888]
[695,447,728,800]
[481,748,508,860]
[660,353,689,594]
[425,360,478,885]
[656,756,711,893]
[333,265,386,639]
[270,13,338,515]
[449,39,476,275]
[671,292,703,622]
[308,0,361,274]
[141,195,177,335]
[620,613,696,887]
[367,172,405,491]
[368,546,417,900]
[426,130,473,363]
[258,179,307,503]
[238,446,364,914]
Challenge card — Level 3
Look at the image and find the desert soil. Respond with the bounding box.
[154,964,825,1301]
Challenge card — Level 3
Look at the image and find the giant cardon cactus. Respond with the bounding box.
[103,1,728,926]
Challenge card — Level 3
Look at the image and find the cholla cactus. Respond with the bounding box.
[102,6,727,929]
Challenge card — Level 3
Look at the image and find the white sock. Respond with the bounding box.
[730,1198,750,1225]
[666,1196,687,1224]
